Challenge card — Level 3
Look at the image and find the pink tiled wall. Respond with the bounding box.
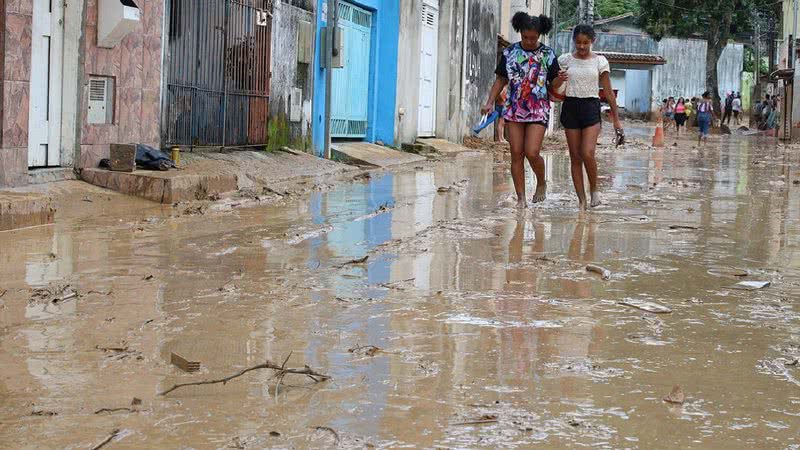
[80,0,163,169]
[0,0,31,187]
[0,0,164,185]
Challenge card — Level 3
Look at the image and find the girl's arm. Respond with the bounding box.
[483,77,509,115]
[599,72,622,129]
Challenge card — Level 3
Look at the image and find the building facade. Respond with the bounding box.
[0,0,165,188]
[311,0,399,156]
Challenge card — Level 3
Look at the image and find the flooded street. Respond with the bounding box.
[3,132,800,448]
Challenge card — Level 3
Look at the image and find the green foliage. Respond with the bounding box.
[596,0,640,19]
[556,0,639,30]
[743,47,768,74]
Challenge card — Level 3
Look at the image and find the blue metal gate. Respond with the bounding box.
[331,2,372,138]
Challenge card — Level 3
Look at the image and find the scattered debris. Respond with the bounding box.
[31,410,58,416]
[707,267,749,278]
[452,414,499,426]
[91,429,121,450]
[182,204,207,216]
[567,418,582,427]
[731,281,771,290]
[586,264,612,280]
[52,292,77,304]
[96,343,129,352]
[30,285,79,304]
[662,385,685,405]
[669,225,699,230]
[348,345,382,357]
[354,203,395,222]
[313,426,340,446]
[379,278,416,290]
[785,358,799,367]
[159,354,330,395]
[171,352,201,373]
[94,407,134,415]
[82,196,94,202]
[95,399,140,414]
[143,275,154,281]
[208,192,222,201]
[96,342,143,362]
[287,225,334,245]
[337,256,369,268]
[353,172,372,181]
[0,289,7,299]
[437,186,454,193]
[619,299,672,314]
[269,431,281,437]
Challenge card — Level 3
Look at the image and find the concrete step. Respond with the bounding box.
[28,167,78,185]
[331,142,426,167]
[416,138,471,154]
[81,168,238,204]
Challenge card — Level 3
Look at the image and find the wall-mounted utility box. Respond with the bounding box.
[98,0,141,48]
[88,76,115,124]
[297,21,314,64]
[320,26,344,69]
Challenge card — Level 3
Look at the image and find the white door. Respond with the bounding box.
[417,1,438,137]
[28,0,64,167]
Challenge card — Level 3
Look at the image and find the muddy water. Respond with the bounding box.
[2,133,800,449]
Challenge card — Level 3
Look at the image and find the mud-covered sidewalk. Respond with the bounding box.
[2,127,800,448]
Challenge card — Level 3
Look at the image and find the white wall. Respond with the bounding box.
[60,0,87,168]
[610,70,625,107]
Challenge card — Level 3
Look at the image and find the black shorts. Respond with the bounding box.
[560,97,601,130]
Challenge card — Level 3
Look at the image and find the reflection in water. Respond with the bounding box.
[2,139,800,447]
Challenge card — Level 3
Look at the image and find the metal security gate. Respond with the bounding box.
[164,0,272,148]
[331,1,372,138]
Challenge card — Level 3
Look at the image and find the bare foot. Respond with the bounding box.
[590,191,602,208]
[532,183,547,203]
[578,199,588,211]
[516,196,527,209]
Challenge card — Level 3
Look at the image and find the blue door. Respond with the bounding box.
[331,2,372,138]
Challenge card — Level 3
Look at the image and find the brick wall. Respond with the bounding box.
[0,0,31,187]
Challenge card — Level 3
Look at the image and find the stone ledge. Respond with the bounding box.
[0,192,55,231]
[80,168,238,203]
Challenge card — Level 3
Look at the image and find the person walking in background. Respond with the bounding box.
[759,97,772,131]
[722,92,734,125]
[691,97,699,127]
[732,93,742,126]
[558,24,623,210]
[697,91,715,145]
[674,97,687,136]
[665,97,675,131]
[483,12,563,207]
[684,97,694,129]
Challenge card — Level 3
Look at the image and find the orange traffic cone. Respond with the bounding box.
[652,118,665,147]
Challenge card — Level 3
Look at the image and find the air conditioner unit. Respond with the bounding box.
[98,0,141,48]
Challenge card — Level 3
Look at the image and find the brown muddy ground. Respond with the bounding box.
[2,128,800,449]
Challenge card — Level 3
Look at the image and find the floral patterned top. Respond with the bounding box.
[495,43,560,123]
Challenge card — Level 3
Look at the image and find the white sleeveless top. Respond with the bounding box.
[557,53,610,99]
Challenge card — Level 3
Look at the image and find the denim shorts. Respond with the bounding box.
[697,111,712,136]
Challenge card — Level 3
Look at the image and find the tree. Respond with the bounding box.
[596,0,640,18]
[637,0,779,114]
